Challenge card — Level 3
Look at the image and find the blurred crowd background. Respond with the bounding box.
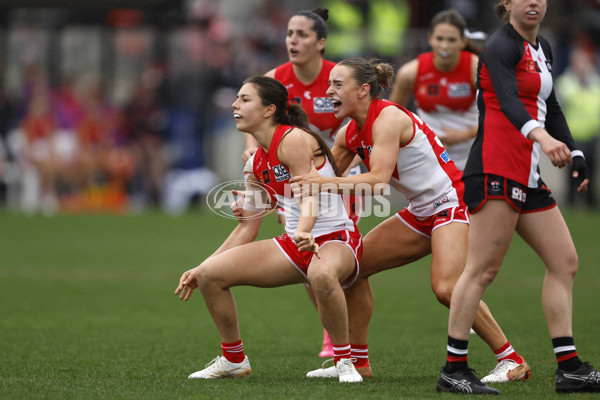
[0,0,598,215]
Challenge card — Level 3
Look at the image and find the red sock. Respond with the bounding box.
[494,342,522,364]
[333,343,351,365]
[221,339,245,363]
[351,344,369,368]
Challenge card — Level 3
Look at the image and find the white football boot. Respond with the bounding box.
[481,358,531,383]
[307,358,338,378]
[307,358,373,379]
[336,358,363,383]
[188,355,251,379]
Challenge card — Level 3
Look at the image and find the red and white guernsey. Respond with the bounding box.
[465,23,577,187]
[413,51,477,170]
[274,60,344,147]
[253,124,355,237]
[345,99,465,217]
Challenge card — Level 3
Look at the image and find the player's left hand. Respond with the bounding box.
[571,156,590,193]
[293,231,320,259]
[174,268,199,301]
[290,161,323,198]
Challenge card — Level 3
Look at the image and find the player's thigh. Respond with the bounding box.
[430,221,469,287]
[516,207,577,273]
[200,239,305,288]
[359,215,431,278]
[465,200,519,275]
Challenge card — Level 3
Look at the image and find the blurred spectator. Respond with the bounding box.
[122,63,168,209]
[18,78,61,214]
[556,45,600,207]
[0,72,15,206]
[73,79,133,213]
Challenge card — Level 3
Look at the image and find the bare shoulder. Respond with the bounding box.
[278,127,312,156]
[378,105,412,127]
[374,106,413,144]
[390,59,418,104]
[396,59,419,87]
[264,68,276,78]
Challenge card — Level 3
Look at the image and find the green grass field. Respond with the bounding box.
[1,208,599,399]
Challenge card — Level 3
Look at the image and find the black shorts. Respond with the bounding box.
[463,174,556,214]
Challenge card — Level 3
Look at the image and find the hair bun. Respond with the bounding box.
[313,7,329,22]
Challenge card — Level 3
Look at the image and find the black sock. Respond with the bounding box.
[445,336,469,372]
[552,336,583,371]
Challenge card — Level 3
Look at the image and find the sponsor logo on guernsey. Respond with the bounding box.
[439,150,450,163]
[433,196,449,209]
[448,83,471,98]
[313,97,334,113]
[273,164,291,182]
[304,90,311,100]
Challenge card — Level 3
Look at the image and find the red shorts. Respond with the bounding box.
[273,229,363,288]
[396,205,470,238]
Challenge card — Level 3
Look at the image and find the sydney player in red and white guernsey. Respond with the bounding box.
[437,0,598,395]
[175,76,364,383]
[291,58,528,383]
[390,9,480,171]
[242,8,362,359]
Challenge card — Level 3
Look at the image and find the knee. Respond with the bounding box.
[432,281,453,308]
[479,265,500,287]
[554,251,579,279]
[308,267,339,297]
[195,262,224,291]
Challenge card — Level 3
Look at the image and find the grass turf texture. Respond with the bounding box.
[1,208,599,399]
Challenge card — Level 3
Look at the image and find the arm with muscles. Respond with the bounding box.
[211,177,266,256]
[333,125,361,175]
[333,123,364,177]
[278,128,321,256]
[440,54,479,145]
[389,59,417,106]
[290,107,409,195]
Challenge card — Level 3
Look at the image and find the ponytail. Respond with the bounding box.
[494,1,510,23]
[337,57,394,99]
[287,104,341,177]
